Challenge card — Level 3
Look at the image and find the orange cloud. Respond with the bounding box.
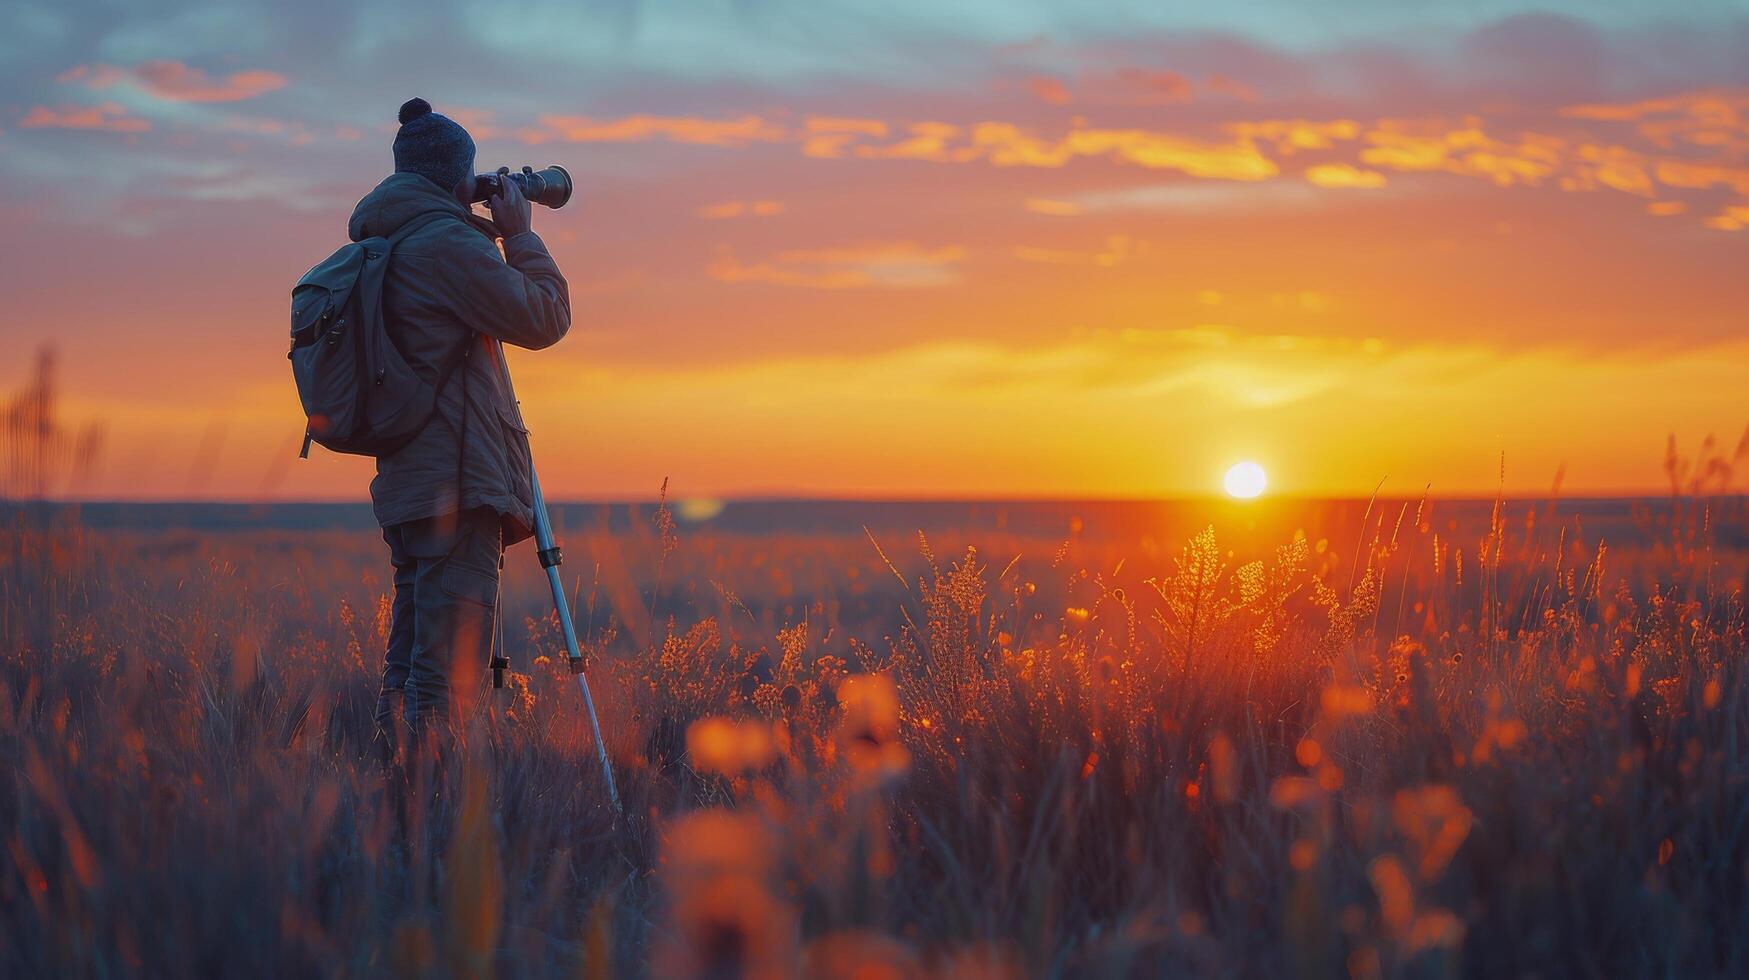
[1572,145,1655,196]
[133,62,286,102]
[802,116,892,158]
[856,121,975,162]
[1703,203,1749,231]
[1111,68,1192,103]
[547,112,1275,181]
[1028,76,1072,106]
[707,242,965,289]
[19,103,149,132]
[1012,235,1143,267]
[536,113,785,146]
[1561,89,1749,155]
[698,200,785,219]
[1652,159,1749,196]
[1305,163,1387,188]
[1024,198,1083,216]
[483,101,1749,229]
[59,61,287,102]
[1359,122,1562,186]
[968,123,1279,179]
[1027,68,1196,107]
[1232,118,1362,152]
[1561,88,1748,123]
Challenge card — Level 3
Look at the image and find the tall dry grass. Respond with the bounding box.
[1,480,1746,977]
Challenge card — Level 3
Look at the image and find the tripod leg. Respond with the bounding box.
[531,467,622,813]
[496,336,621,814]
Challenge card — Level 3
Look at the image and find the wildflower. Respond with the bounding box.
[836,675,909,782]
[752,683,782,716]
[1390,785,1472,880]
[1470,719,1527,764]
[686,716,778,776]
[1208,732,1238,803]
[1321,685,1374,718]
[502,671,535,720]
[664,810,773,880]
[1368,855,1414,935]
[655,810,795,979]
[657,875,794,980]
[1269,776,1323,810]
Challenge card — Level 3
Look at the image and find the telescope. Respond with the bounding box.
[471,165,573,209]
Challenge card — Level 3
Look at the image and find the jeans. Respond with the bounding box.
[375,507,503,737]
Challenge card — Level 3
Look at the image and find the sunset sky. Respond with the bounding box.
[3,1,1747,500]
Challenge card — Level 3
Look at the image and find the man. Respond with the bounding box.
[348,97,571,755]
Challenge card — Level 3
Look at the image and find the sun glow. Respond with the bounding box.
[1223,461,1267,499]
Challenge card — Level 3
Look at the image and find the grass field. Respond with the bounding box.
[2,492,1746,977]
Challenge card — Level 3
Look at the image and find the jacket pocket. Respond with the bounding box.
[496,405,534,506]
[440,560,499,607]
[497,403,529,434]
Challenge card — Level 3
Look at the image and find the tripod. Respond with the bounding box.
[489,341,621,814]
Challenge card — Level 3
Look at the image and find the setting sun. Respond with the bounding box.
[1223,461,1267,499]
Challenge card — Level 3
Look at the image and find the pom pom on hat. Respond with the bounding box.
[398,97,432,125]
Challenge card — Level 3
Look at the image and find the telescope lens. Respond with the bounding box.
[470,165,573,210]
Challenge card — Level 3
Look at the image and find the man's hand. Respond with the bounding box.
[489,166,533,238]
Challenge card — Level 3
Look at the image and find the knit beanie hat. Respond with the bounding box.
[392,98,475,193]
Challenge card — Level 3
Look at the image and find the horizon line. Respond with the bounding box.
[3,492,1733,507]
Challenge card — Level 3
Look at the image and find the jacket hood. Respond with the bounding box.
[348,172,472,242]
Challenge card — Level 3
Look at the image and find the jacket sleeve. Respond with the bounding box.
[434,229,572,350]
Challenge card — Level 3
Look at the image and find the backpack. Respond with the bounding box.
[288,212,463,458]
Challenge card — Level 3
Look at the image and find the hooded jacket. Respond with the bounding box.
[347,172,571,544]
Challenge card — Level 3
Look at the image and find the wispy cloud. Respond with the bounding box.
[1025,68,1234,107]
[537,114,786,146]
[1305,163,1387,188]
[800,117,891,158]
[1026,76,1071,106]
[483,100,1749,226]
[707,242,965,289]
[1012,235,1144,267]
[58,61,287,103]
[1023,198,1083,216]
[19,102,149,132]
[1068,180,1326,213]
[698,200,785,220]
